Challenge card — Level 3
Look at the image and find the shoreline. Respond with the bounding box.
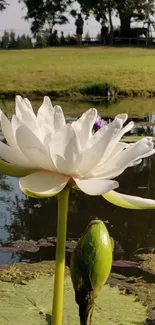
[1,88,155,101]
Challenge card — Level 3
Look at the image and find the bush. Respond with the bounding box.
[80,82,116,97]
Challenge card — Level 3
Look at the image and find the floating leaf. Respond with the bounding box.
[0,275,146,325]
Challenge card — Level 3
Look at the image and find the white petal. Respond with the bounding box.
[23,98,33,111]
[37,96,54,128]
[0,159,37,177]
[0,114,35,167]
[89,115,128,151]
[12,115,39,159]
[19,171,69,198]
[0,111,17,148]
[127,149,155,168]
[88,143,130,178]
[11,114,22,137]
[103,142,130,162]
[37,97,54,144]
[20,147,56,171]
[128,159,142,167]
[15,96,38,134]
[113,137,154,167]
[103,190,155,209]
[54,105,66,132]
[37,98,65,143]
[85,119,133,172]
[50,124,81,174]
[15,95,35,116]
[15,95,25,118]
[137,148,155,159]
[102,121,134,163]
[72,108,97,147]
[15,96,33,113]
[118,121,134,139]
[116,113,128,123]
[43,133,53,151]
[91,137,154,179]
[16,123,56,171]
[0,141,34,167]
[75,117,123,175]
[74,178,119,196]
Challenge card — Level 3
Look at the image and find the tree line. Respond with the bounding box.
[0,30,93,49]
[1,0,155,43]
[0,31,33,49]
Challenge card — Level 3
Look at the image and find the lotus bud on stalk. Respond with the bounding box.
[70,220,113,325]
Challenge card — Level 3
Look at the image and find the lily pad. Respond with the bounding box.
[0,261,71,283]
[137,254,155,275]
[0,275,147,325]
[0,261,56,283]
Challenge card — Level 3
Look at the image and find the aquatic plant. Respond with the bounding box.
[0,95,155,325]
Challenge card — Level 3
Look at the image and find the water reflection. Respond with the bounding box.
[0,175,13,242]
[1,98,155,138]
[2,97,155,118]
[0,154,154,264]
[1,100,155,264]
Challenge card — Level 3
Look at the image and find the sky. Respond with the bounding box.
[0,0,120,37]
[0,0,152,38]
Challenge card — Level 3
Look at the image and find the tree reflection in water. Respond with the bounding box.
[0,174,12,201]
[0,174,13,251]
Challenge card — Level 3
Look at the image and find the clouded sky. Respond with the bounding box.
[0,0,120,37]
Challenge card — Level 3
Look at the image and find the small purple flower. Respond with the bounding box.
[93,116,107,132]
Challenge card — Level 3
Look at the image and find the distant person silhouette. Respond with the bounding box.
[60,31,65,45]
[49,29,59,46]
[75,13,84,45]
[100,18,108,45]
[53,30,59,45]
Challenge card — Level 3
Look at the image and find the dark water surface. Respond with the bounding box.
[0,98,155,265]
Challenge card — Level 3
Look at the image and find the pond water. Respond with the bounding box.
[1,98,155,266]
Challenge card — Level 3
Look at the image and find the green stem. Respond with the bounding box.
[79,296,94,325]
[52,186,70,325]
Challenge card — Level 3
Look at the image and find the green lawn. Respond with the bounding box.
[1,47,155,97]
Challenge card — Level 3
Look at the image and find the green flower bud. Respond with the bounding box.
[70,220,113,325]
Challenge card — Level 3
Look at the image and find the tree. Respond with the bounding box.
[0,0,8,11]
[0,31,33,49]
[77,0,155,39]
[16,34,33,49]
[115,0,155,37]
[1,31,10,48]
[35,32,48,48]
[8,31,17,49]
[19,0,72,35]
[75,0,114,43]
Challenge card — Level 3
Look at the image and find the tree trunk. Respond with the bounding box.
[108,6,113,44]
[119,14,131,37]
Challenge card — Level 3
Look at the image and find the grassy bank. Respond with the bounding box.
[1,47,155,98]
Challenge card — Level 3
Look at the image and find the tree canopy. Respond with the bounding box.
[19,0,72,35]
[77,0,155,36]
[0,0,8,11]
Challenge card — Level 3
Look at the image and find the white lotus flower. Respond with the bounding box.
[0,95,155,209]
